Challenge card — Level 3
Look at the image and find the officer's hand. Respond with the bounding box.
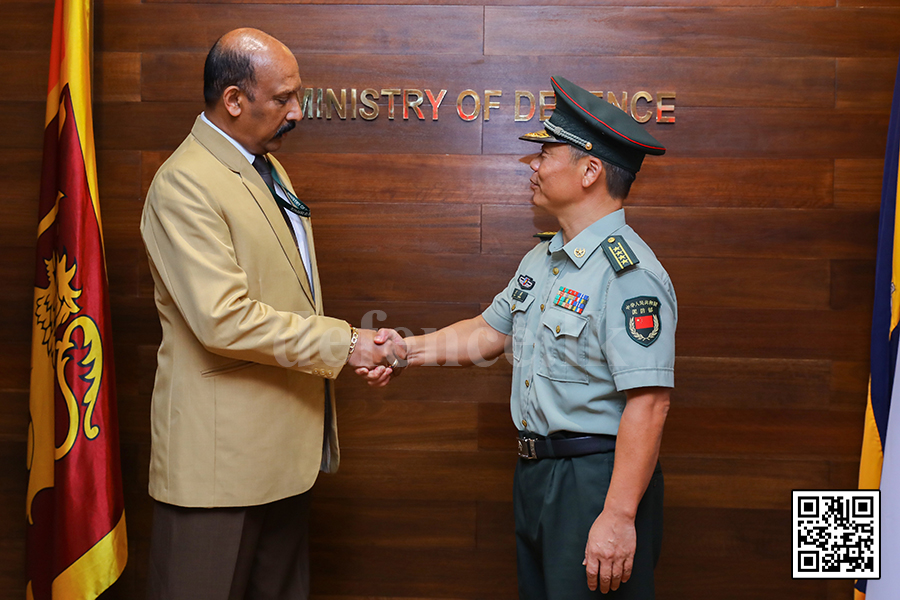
[351,328,407,387]
[583,510,636,594]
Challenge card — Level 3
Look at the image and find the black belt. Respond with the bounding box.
[517,433,616,460]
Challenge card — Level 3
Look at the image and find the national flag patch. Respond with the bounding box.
[622,296,661,346]
[554,287,589,314]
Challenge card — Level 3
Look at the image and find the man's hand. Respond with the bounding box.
[348,328,407,387]
[583,509,636,593]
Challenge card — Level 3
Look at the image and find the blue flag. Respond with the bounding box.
[857,55,900,600]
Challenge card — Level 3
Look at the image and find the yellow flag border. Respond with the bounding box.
[52,511,127,600]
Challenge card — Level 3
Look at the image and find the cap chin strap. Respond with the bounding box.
[544,120,593,151]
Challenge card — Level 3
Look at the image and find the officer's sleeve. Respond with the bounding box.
[481,275,518,335]
[602,268,677,391]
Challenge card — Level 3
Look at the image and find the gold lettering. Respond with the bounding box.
[404,89,425,120]
[359,89,380,121]
[301,88,316,119]
[381,89,402,120]
[457,89,481,121]
[425,89,447,120]
[607,91,628,112]
[539,91,555,121]
[484,90,502,121]
[656,91,676,124]
[351,88,357,120]
[630,91,653,124]
[590,91,603,99]
[514,90,536,122]
[325,88,347,120]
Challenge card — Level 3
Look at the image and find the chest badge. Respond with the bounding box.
[517,274,535,290]
[554,287,589,315]
[622,296,661,346]
[574,248,586,258]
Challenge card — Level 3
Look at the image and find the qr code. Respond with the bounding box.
[792,490,880,579]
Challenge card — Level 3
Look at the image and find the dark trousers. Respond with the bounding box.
[514,453,664,600]
[147,493,311,600]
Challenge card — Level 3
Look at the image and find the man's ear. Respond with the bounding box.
[582,156,603,189]
[222,86,243,117]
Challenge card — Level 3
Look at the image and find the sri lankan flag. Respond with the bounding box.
[857,56,900,600]
[26,0,127,597]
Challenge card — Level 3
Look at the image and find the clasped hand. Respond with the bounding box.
[346,328,407,387]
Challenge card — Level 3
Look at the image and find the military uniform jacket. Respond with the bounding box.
[482,209,677,437]
[140,117,352,508]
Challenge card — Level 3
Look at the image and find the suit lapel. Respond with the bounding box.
[190,117,316,307]
[299,216,323,316]
[269,156,318,310]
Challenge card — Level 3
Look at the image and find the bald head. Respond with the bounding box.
[203,28,294,107]
[202,28,303,155]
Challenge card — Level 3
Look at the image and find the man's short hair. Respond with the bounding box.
[568,146,636,201]
[203,37,258,106]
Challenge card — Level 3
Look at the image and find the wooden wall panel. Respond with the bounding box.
[94,53,142,103]
[673,357,832,408]
[96,101,485,154]
[3,0,893,598]
[97,5,484,53]
[485,107,890,158]
[0,4,53,51]
[484,7,900,57]
[0,52,47,101]
[142,53,837,108]
[0,102,47,150]
[0,150,42,201]
[836,58,898,109]
[482,205,879,259]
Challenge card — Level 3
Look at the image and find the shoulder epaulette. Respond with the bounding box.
[602,235,640,273]
[533,231,557,242]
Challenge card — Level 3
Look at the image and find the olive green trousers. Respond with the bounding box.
[514,452,664,600]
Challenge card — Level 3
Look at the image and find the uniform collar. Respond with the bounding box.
[548,209,627,269]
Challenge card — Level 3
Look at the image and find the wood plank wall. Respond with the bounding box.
[1,0,898,597]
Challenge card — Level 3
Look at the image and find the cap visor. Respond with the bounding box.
[519,129,563,144]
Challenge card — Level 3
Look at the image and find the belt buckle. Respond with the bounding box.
[517,437,538,460]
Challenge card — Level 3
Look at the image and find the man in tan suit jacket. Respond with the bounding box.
[140,28,403,599]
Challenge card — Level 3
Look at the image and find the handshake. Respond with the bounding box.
[345,328,409,387]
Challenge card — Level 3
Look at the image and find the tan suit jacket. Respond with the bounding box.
[141,116,350,508]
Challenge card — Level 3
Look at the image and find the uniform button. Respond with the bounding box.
[540,304,545,311]
[525,379,530,387]
[556,325,561,334]
[327,370,333,377]
[553,267,559,275]
[522,419,528,427]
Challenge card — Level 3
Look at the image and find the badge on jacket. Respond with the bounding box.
[622,296,661,346]
[518,274,535,290]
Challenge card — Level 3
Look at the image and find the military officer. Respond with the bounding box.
[362,76,675,599]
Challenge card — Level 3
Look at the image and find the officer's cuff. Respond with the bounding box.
[481,306,513,336]
[612,367,674,392]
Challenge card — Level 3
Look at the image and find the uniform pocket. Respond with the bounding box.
[536,308,589,383]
